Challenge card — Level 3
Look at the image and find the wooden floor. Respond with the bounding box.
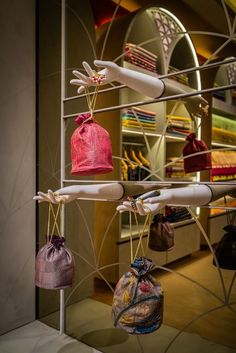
[92,249,236,349]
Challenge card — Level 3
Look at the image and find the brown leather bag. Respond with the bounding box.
[148,214,174,252]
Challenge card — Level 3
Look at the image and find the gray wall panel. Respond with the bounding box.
[0,0,35,334]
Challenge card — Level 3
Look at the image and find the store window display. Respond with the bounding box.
[35,60,236,212]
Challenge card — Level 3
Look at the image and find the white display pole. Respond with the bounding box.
[60,0,66,336]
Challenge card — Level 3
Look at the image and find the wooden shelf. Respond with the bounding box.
[165,134,187,142]
[212,141,236,149]
[122,127,161,137]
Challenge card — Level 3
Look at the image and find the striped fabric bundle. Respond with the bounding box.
[122,107,157,131]
[211,151,236,181]
[165,157,193,179]
[168,65,189,86]
[166,115,193,137]
[124,43,158,73]
[212,114,236,145]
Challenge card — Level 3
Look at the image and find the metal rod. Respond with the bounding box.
[159,57,236,80]
[60,0,66,336]
[63,57,236,102]
[62,179,236,186]
[122,142,145,146]
[63,83,236,119]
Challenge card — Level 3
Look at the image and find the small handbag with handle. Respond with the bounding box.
[183,132,212,173]
[71,113,113,176]
[112,257,164,335]
[213,205,236,270]
[213,224,236,270]
[35,203,75,289]
[148,213,174,252]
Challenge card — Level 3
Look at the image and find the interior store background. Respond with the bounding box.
[0,0,236,352]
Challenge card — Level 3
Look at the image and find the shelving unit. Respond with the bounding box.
[207,59,236,244]
[96,6,203,280]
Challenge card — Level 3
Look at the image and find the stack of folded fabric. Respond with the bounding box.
[122,107,157,131]
[165,206,192,223]
[211,150,236,181]
[124,43,158,73]
[168,65,189,86]
[210,198,236,216]
[212,114,236,145]
[166,115,193,137]
[165,157,190,179]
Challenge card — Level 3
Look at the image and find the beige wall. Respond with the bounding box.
[0,0,35,334]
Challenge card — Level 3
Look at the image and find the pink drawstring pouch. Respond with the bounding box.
[71,113,113,176]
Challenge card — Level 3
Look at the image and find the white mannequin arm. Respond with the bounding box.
[71,60,208,115]
[33,182,160,204]
[117,185,213,215]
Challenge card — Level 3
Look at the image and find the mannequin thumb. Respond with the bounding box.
[94,60,117,69]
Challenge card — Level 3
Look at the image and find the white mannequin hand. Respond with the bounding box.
[116,185,212,216]
[70,60,121,94]
[185,95,209,118]
[33,190,76,204]
[116,199,166,215]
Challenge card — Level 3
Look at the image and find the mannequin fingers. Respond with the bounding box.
[77,86,85,94]
[82,61,94,77]
[136,201,148,216]
[37,191,51,202]
[70,79,89,86]
[122,201,135,212]
[48,190,58,204]
[122,201,138,213]
[94,60,118,70]
[33,196,45,203]
[71,71,91,84]
[144,203,163,214]
[33,191,51,203]
[116,205,128,212]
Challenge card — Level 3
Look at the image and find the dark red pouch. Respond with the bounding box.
[183,133,212,173]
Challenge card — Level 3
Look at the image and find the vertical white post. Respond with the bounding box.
[60,0,66,336]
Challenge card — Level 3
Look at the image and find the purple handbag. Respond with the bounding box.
[35,203,75,289]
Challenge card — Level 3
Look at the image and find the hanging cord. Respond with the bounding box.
[134,212,152,260]
[134,212,145,256]
[129,211,134,263]
[85,85,100,117]
[224,196,236,226]
[84,70,105,117]
[47,202,61,236]
[144,213,153,256]
[47,202,52,239]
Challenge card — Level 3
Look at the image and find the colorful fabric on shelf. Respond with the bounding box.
[168,65,189,86]
[212,114,236,144]
[211,151,236,181]
[122,107,157,131]
[166,115,193,137]
[165,157,193,178]
[165,206,192,223]
[124,43,158,73]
